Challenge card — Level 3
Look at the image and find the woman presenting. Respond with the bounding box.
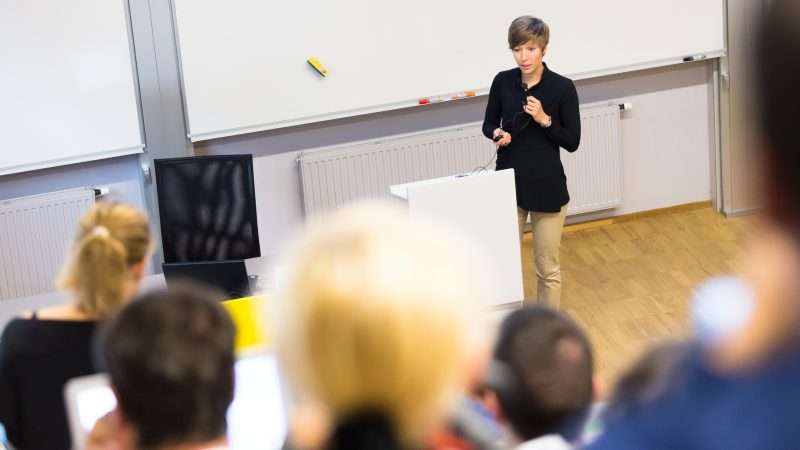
[483,16,581,308]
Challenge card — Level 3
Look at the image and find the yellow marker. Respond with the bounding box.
[307,56,329,77]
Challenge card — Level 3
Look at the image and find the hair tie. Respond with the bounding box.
[92,226,111,238]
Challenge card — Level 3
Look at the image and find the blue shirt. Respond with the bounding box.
[587,345,800,450]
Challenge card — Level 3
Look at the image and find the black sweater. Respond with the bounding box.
[482,64,581,212]
[0,318,98,450]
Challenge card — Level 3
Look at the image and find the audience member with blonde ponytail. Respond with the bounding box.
[0,202,151,450]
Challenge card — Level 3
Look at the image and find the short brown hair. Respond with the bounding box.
[489,306,593,441]
[508,16,549,50]
[99,284,235,449]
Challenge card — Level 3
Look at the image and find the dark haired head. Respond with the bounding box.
[98,284,235,449]
[488,306,593,441]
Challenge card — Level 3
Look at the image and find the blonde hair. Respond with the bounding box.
[274,202,485,443]
[508,16,549,50]
[58,202,151,318]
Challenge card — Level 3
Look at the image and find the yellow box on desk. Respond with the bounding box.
[222,296,269,352]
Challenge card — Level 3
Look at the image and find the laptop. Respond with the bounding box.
[64,353,288,450]
[162,260,251,299]
[63,373,116,450]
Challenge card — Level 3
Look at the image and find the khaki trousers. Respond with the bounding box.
[517,205,567,308]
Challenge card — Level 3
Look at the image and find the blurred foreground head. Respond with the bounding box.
[756,0,800,226]
[691,0,800,372]
[275,201,487,447]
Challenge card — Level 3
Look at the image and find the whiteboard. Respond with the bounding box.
[0,0,143,176]
[173,0,724,141]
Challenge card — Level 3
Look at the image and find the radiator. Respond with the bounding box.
[299,104,622,217]
[563,104,623,214]
[0,188,95,300]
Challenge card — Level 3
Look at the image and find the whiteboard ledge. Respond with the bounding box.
[185,99,481,142]
[569,50,726,82]
[187,50,725,142]
[0,145,145,177]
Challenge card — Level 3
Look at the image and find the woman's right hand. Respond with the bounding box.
[494,129,512,147]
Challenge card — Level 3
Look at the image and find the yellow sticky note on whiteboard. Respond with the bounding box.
[307,56,329,77]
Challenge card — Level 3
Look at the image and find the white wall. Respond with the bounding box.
[198,61,715,263]
[578,61,714,216]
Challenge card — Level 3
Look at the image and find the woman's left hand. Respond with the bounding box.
[524,96,550,126]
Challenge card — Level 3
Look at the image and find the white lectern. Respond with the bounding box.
[390,169,523,308]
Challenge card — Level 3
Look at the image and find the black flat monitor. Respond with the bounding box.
[154,155,261,263]
[162,260,251,299]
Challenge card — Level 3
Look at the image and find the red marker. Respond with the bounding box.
[418,98,430,105]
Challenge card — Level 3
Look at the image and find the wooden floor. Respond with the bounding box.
[520,205,756,382]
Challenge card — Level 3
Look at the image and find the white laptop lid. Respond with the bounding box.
[64,353,288,450]
[63,373,116,450]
